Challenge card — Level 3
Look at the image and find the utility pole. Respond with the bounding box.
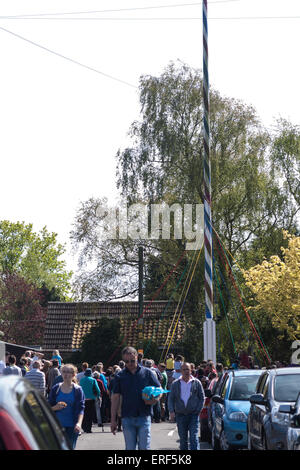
[202,0,216,364]
[137,246,144,354]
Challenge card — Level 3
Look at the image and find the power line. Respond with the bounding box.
[0,26,138,89]
[0,1,245,19]
[0,16,299,21]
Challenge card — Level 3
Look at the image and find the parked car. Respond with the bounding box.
[200,388,212,442]
[208,372,226,436]
[0,375,71,450]
[211,369,263,450]
[285,391,300,450]
[248,367,300,450]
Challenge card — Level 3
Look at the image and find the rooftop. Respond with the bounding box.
[43,300,185,354]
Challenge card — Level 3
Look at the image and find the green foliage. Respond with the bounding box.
[79,318,124,367]
[71,62,300,365]
[142,338,161,364]
[270,118,300,207]
[0,220,73,299]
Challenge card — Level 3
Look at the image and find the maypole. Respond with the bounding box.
[202,0,216,363]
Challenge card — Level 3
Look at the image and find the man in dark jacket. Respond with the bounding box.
[110,346,161,450]
[168,362,205,450]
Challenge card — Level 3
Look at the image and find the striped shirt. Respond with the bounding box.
[25,368,46,395]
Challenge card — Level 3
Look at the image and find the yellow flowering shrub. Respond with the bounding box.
[243,231,300,340]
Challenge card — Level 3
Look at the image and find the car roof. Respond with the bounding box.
[265,367,300,376]
[228,369,264,376]
[0,375,33,405]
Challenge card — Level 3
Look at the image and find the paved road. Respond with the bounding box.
[76,421,212,451]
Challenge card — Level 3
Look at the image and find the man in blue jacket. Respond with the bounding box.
[110,346,161,450]
[168,362,205,450]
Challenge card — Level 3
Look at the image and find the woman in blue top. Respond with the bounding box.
[48,363,85,449]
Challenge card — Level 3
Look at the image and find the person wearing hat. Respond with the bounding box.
[79,368,100,433]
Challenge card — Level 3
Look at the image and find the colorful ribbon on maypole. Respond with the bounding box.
[203,0,213,320]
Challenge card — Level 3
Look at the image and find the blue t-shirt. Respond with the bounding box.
[113,365,160,418]
[56,388,75,428]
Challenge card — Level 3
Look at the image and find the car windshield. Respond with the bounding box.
[274,374,300,402]
[229,375,261,401]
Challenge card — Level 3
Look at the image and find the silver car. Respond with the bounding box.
[248,367,300,450]
[284,391,300,450]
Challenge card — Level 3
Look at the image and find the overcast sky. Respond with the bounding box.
[0,0,299,274]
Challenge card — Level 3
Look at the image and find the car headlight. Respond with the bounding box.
[228,411,248,422]
[271,407,291,425]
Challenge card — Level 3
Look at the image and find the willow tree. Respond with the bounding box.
[71,63,298,362]
[116,62,295,258]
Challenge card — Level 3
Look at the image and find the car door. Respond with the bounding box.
[215,375,230,438]
[19,390,71,449]
[209,374,225,431]
[254,374,270,449]
[250,373,268,448]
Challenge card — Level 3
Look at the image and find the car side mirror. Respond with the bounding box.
[212,395,224,404]
[278,404,293,414]
[205,389,212,398]
[249,394,267,406]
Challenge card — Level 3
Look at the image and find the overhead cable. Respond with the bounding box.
[0,26,138,89]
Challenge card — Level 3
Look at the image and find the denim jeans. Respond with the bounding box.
[176,413,200,450]
[122,416,151,450]
[64,426,79,450]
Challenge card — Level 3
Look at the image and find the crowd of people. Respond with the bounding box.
[0,347,296,450]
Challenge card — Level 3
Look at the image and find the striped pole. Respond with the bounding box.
[202,0,216,363]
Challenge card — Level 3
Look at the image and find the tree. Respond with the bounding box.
[79,318,124,367]
[116,62,297,257]
[71,63,299,364]
[0,220,73,299]
[0,273,47,346]
[243,231,300,342]
[270,119,300,207]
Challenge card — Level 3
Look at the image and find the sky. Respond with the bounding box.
[0,0,299,276]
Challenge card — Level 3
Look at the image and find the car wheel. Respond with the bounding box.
[247,430,254,450]
[262,431,268,450]
[220,429,231,450]
[293,442,300,451]
[211,426,220,450]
